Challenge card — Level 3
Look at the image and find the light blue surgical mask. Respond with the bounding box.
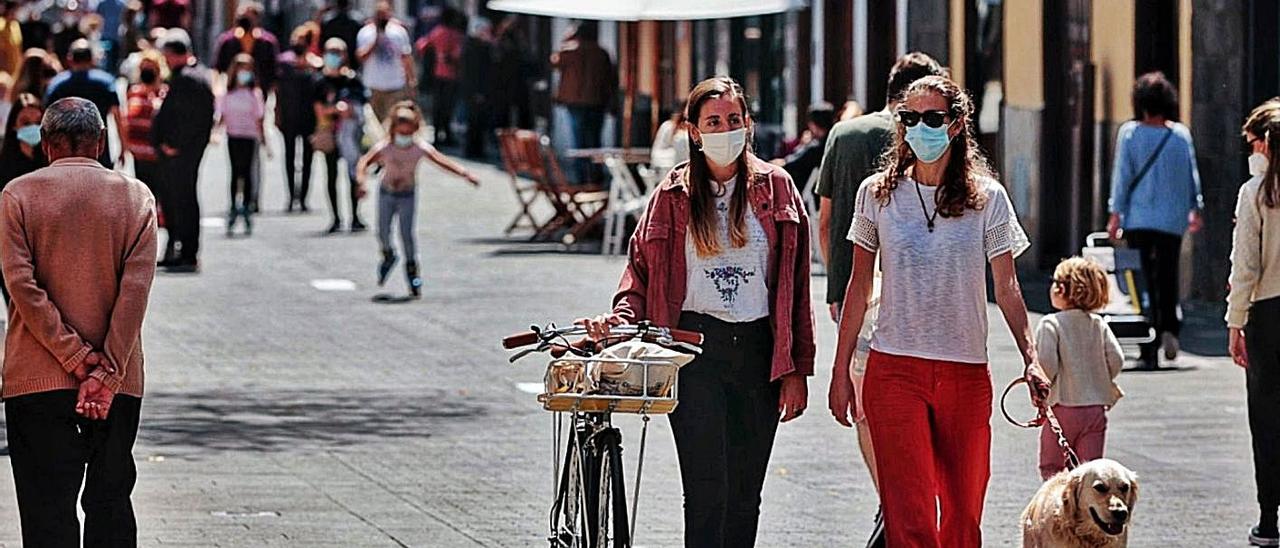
[324,53,343,70]
[15,124,40,146]
[904,123,954,163]
[236,71,253,86]
[394,134,414,148]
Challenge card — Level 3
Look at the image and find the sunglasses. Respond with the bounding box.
[897,109,952,128]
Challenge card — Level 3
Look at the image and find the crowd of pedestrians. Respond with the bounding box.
[0,2,1271,547]
[0,0,547,274]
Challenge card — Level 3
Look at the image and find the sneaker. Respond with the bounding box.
[350,219,368,233]
[377,250,397,287]
[865,506,886,548]
[406,261,422,299]
[1162,332,1179,361]
[326,221,342,234]
[1251,525,1279,546]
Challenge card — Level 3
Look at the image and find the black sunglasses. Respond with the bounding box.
[897,109,951,128]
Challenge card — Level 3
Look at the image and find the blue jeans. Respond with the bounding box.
[567,105,605,183]
[378,188,417,262]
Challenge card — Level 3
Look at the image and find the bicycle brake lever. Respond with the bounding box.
[509,347,538,363]
[671,341,703,356]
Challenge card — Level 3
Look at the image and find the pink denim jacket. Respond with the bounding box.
[611,156,816,380]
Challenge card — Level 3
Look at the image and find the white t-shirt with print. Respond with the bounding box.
[356,22,412,91]
[683,178,771,323]
[846,175,1030,364]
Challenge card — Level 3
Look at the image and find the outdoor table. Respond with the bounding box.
[565,148,654,255]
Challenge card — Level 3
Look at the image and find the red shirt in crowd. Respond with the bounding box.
[124,84,163,163]
[416,25,464,82]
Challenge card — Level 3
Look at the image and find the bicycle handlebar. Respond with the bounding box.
[501,321,704,357]
[501,331,542,349]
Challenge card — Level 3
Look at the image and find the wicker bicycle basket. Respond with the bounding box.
[538,356,681,414]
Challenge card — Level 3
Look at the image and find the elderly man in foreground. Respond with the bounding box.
[1,97,157,546]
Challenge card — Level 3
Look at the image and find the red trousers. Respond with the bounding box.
[864,350,992,548]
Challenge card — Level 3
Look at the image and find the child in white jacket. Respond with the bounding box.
[1036,257,1125,479]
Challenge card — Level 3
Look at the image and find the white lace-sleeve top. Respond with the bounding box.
[847,175,1030,364]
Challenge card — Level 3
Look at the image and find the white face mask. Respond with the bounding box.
[1250,152,1269,177]
[698,128,747,167]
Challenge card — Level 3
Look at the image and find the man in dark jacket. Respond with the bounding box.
[45,39,125,167]
[461,19,494,158]
[212,1,279,91]
[320,0,362,69]
[152,29,214,274]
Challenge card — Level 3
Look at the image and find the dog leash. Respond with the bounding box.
[1000,377,1082,470]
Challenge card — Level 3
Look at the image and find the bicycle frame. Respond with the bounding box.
[550,411,630,548]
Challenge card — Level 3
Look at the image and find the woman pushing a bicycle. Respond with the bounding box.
[581,76,815,548]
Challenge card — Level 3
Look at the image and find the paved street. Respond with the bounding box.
[0,136,1260,547]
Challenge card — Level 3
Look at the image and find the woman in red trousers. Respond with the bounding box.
[831,75,1051,548]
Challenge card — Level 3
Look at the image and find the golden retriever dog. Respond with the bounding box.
[1021,459,1140,548]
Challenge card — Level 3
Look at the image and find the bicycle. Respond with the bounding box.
[503,321,703,548]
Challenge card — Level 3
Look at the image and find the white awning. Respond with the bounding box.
[486,0,808,21]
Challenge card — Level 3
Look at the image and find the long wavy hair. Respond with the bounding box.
[874,75,992,217]
[684,76,755,258]
[1242,98,1280,209]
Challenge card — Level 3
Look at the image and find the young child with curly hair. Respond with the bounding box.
[1036,257,1126,479]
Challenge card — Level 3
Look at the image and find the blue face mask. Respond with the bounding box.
[15,124,40,146]
[324,53,343,70]
[236,71,253,86]
[394,134,414,148]
[904,123,954,163]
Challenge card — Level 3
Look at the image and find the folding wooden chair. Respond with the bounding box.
[537,140,610,244]
[496,129,547,236]
[498,130,609,243]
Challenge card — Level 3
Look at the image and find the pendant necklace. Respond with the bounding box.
[914,181,940,233]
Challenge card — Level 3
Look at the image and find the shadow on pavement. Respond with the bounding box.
[138,388,485,453]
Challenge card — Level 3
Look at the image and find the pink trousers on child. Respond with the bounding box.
[1039,404,1108,479]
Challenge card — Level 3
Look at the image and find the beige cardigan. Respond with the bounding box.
[0,157,156,398]
[1036,310,1125,408]
[1227,175,1280,328]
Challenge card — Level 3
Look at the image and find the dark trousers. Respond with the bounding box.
[432,79,459,145]
[162,149,206,263]
[669,312,779,548]
[323,151,361,225]
[464,98,490,158]
[566,105,605,183]
[1125,229,1182,354]
[1247,297,1280,515]
[226,137,258,214]
[281,131,313,209]
[6,390,142,547]
[134,159,174,261]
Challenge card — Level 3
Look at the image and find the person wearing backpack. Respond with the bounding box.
[1106,71,1203,370]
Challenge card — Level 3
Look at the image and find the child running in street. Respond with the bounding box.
[1035,257,1126,479]
[356,101,479,298]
